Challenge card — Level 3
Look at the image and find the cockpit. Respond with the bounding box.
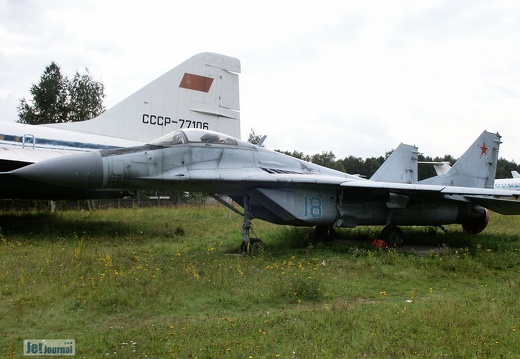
[149,129,238,147]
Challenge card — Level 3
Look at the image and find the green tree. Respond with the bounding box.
[18,62,68,124]
[496,158,520,179]
[310,151,346,172]
[67,69,105,122]
[277,149,310,161]
[17,62,105,124]
[247,128,262,144]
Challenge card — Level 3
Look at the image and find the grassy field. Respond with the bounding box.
[0,205,519,358]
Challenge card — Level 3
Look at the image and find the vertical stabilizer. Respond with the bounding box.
[370,143,419,183]
[419,131,501,188]
[45,52,241,142]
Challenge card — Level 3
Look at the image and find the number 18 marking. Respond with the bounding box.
[305,196,322,218]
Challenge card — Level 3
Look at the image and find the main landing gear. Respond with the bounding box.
[315,224,405,247]
[314,225,336,242]
[379,224,404,247]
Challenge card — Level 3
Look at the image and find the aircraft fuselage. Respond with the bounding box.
[12,129,489,233]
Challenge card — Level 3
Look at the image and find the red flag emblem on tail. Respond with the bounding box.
[179,73,213,92]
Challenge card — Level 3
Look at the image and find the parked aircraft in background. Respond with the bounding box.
[495,171,520,190]
[495,177,520,190]
[0,52,240,198]
[10,129,520,249]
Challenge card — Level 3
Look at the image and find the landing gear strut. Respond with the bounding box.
[240,196,264,254]
[209,194,264,254]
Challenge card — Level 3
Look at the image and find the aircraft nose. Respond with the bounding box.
[12,151,104,189]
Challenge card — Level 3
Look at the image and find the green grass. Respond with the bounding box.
[1,206,519,358]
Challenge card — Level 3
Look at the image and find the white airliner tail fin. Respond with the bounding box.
[46,52,241,142]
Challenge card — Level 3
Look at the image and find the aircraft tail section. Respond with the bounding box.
[370,143,419,183]
[419,131,501,188]
[45,52,241,142]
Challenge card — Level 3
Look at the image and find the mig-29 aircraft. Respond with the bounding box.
[9,128,520,249]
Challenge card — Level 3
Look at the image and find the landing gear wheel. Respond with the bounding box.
[314,225,336,242]
[241,238,264,255]
[380,225,404,247]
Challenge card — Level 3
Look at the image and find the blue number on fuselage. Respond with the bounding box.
[305,196,322,218]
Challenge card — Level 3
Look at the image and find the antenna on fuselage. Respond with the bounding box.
[257,135,267,147]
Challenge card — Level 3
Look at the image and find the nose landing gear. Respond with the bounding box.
[240,195,264,254]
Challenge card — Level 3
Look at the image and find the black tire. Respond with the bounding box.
[380,225,404,247]
[314,226,336,242]
[241,238,264,255]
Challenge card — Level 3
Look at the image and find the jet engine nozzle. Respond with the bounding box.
[462,206,490,234]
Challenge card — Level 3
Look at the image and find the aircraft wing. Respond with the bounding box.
[463,195,520,215]
[339,179,519,196]
[240,173,520,215]
[181,169,518,196]
[163,164,520,197]
[123,168,520,217]
[121,168,520,216]
[339,179,520,214]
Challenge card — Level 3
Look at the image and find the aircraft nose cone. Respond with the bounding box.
[12,151,104,189]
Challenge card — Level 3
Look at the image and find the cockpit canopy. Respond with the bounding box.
[150,129,238,147]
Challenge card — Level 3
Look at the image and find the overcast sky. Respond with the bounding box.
[1,0,519,163]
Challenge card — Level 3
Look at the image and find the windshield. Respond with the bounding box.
[183,129,237,145]
[149,129,237,146]
[149,130,186,146]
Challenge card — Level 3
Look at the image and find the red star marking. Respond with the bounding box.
[478,141,490,157]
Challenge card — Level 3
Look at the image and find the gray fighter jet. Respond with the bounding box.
[10,128,520,249]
